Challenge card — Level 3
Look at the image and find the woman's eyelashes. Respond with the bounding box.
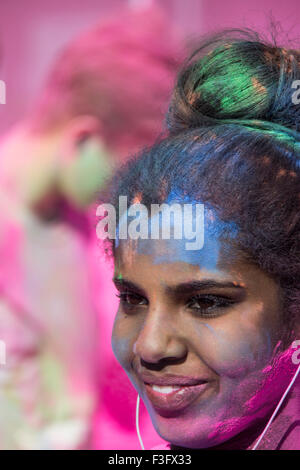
[116,289,237,318]
[186,294,236,317]
[116,291,148,312]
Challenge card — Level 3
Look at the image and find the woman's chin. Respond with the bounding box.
[148,413,219,449]
[152,425,223,449]
[149,408,254,449]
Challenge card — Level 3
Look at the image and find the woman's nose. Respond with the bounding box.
[133,307,187,364]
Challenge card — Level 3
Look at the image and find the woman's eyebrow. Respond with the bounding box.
[166,280,246,295]
[113,278,146,296]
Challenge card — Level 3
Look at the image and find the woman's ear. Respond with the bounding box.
[57,116,113,208]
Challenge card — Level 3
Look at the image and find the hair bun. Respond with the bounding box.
[167,29,300,136]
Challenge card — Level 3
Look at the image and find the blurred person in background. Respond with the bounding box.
[0,4,182,449]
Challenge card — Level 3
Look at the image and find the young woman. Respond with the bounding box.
[103,30,300,450]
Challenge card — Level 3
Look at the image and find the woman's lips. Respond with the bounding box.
[144,381,210,415]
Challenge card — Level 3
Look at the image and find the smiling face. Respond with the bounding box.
[111,214,290,449]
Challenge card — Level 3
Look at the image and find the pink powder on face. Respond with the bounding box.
[245,343,296,413]
[207,416,247,441]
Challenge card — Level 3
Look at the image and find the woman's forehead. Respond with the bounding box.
[115,221,237,274]
[114,231,279,297]
[114,254,241,298]
[115,237,242,286]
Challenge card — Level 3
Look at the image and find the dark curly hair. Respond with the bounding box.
[105,29,300,347]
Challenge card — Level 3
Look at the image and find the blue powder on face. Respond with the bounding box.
[115,187,239,273]
[135,190,239,272]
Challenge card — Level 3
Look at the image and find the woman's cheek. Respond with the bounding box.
[111,312,136,371]
[193,321,271,379]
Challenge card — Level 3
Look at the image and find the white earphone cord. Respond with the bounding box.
[136,394,145,450]
[252,362,300,450]
[136,363,300,451]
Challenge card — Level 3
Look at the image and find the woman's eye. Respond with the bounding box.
[187,295,233,316]
[117,292,147,307]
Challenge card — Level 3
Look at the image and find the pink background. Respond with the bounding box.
[0,0,299,450]
[0,0,299,135]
